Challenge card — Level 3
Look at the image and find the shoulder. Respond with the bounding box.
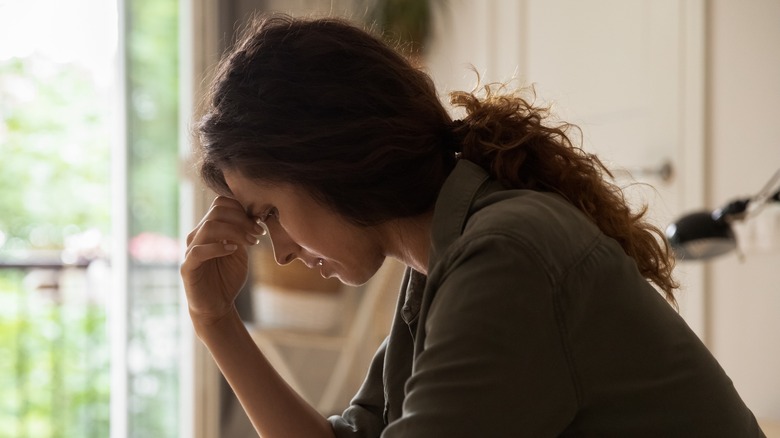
[457,189,604,272]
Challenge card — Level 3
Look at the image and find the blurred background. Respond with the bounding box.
[0,0,778,437]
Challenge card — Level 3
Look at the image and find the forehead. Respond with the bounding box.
[223,169,276,205]
[223,168,276,193]
[222,169,316,213]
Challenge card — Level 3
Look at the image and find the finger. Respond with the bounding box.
[182,241,240,271]
[211,196,266,234]
[186,224,263,257]
[211,195,244,209]
[190,196,236,235]
[199,216,263,245]
[185,221,261,258]
[187,201,264,246]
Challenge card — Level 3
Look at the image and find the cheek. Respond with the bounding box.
[332,257,383,286]
[334,245,385,286]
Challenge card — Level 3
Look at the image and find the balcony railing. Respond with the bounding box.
[0,254,110,438]
[1,246,186,438]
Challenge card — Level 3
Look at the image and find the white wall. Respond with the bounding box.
[707,0,780,422]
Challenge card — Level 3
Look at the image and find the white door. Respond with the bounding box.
[427,0,707,338]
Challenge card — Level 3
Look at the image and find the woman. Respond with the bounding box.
[181,14,764,437]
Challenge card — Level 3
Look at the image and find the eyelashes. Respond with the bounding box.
[259,207,278,223]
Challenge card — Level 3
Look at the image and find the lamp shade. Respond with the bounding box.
[666,170,779,261]
[665,211,737,260]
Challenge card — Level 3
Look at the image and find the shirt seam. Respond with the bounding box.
[551,233,603,409]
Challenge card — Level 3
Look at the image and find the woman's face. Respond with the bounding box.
[223,169,386,286]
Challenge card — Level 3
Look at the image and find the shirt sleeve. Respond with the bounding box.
[383,233,579,437]
[328,338,388,438]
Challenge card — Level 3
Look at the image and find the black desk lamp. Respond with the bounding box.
[666,169,780,261]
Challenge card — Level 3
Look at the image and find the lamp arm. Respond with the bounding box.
[743,169,780,220]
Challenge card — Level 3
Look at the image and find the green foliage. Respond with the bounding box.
[0,31,114,436]
[0,57,111,251]
[127,0,180,239]
[125,1,182,437]
[0,271,110,437]
[367,0,447,54]
[1,0,182,436]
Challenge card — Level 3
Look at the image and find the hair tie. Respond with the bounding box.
[442,119,465,153]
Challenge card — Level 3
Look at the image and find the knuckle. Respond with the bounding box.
[212,195,229,205]
[207,204,230,218]
[186,229,197,244]
[200,219,219,233]
[213,196,239,208]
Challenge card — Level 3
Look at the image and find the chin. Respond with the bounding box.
[332,272,371,287]
[330,263,381,287]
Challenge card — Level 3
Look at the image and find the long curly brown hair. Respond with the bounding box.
[450,84,678,303]
[196,13,678,304]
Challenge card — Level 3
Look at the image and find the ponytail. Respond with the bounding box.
[449,84,678,305]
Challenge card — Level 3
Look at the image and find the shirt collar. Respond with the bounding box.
[399,159,490,325]
[428,159,491,268]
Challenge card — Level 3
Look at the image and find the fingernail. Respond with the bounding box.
[246,234,260,245]
[254,223,266,235]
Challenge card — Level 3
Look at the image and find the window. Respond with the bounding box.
[0,1,115,436]
[0,0,181,436]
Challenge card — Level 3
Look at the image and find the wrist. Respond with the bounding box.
[189,305,241,338]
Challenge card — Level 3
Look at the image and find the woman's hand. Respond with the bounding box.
[181,196,265,328]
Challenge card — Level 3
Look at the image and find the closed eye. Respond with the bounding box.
[259,207,278,223]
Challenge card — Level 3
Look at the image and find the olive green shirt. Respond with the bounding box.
[329,160,764,437]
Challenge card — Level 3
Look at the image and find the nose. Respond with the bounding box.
[265,222,299,266]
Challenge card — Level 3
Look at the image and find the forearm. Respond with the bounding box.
[193,307,336,438]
